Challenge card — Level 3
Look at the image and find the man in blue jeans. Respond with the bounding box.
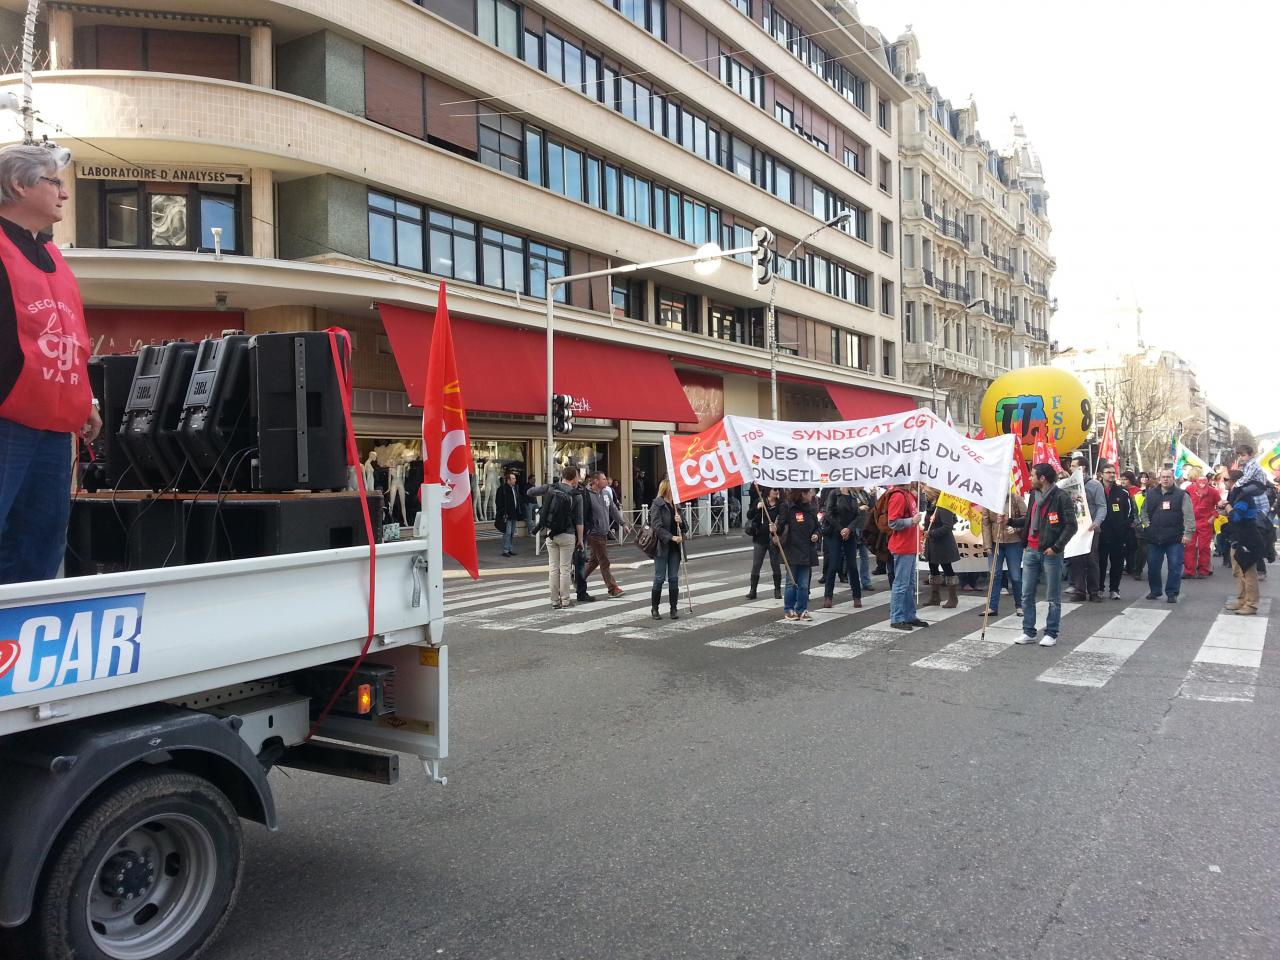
[1011,464,1078,647]
[886,483,929,631]
[1140,467,1195,602]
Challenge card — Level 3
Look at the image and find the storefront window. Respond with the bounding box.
[471,440,529,522]
[148,194,189,247]
[554,441,604,480]
[97,180,243,252]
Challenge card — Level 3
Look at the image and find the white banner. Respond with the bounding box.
[724,410,1015,513]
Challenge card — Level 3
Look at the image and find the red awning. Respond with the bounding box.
[378,304,697,423]
[825,382,918,420]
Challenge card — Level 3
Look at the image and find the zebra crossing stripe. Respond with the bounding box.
[619,603,763,639]
[447,583,562,613]
[471,581,713,632]
[799,596,983,660]
[706,593,893,650]
[1037,608,1169,688]
[911,603,1083,671]
[1178,598,1272,702]
[446,577,520,596]
[541,584,741,635]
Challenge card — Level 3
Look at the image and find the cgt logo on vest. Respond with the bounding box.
[33,308,86,384]
[0,594,145,698]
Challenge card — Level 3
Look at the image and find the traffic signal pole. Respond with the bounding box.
[543,242,759,482]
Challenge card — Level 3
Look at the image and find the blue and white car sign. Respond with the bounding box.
[0,594,144,697]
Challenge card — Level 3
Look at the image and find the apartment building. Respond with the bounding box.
[1,0,927,516]
[886,29,1054,436]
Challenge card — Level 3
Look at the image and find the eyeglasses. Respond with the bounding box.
[39,176,64,189]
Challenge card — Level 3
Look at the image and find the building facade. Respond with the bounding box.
[886,30,1054,436]
[2,0,929,520]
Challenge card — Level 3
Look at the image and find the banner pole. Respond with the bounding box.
[680,537,694,613]
[754,481,795,586]
[980,481,1012,641]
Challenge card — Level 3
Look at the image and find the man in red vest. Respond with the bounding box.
[0,145,100,584]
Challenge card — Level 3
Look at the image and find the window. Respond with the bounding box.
[720,55,764,108]
[479,112,523,177]
[585,156,601,207]
[880,279,894,316]
[199,187,238,252]
[881,340,896,378]
[771,159,793,203]
[481,227,524,293]
[879,217,893,255]
[774,103,793,127]
[427,209,478,282]
[525,127,543,185]
[545,33,563,82]
[850,269,869,307]
[904,301,917,342]
[611,279,644,320]
[657,289,698,332]
[563,40,583,92]
[522,30,542,69]
[477,0,520,56]
[878,156,892,194]
[731,137,753,180]
[902,234,915,268]
[604,164,620,214]
[709,303,749,344]
[583,53,600,96]
[102,181,243,253]
[730,0,750,12]
[611,0,664,36]
[877,97,891,132]
[528,241,567,302]
[851,205,869,243]
[902,167,915,200]
[368,191,423,270]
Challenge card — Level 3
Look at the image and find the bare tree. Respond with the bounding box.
[1099,357,1177,472]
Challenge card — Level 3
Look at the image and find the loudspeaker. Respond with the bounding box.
[118,341,198,491]
[184,494,383,563]
[250,332,349,492]
[85,354,139,490]
[177,335,254,491]
[65,495,187,576]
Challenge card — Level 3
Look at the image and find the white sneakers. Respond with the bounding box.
[1016,632,1058,646]
[1015,634,1037,645]
[1038,635,1058,647]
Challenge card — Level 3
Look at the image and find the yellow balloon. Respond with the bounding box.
[980,366,1093,457]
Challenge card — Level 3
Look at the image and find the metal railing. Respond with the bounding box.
[992,306,1015,324]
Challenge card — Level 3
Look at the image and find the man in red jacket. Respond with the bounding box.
[1182,466,1221,579]
[887,483,929,631]
[0,145,100,584]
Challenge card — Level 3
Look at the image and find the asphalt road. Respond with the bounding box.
[207,544,1279,960]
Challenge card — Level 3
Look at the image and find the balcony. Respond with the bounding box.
[923,268,935,288]
[903,342,982,376]
[939,281,970,303]
[992,306,1015,325]
[992,254,1014,274]
[932,213,969,244]
[922,200,934,220]
[1031,280,1048,297]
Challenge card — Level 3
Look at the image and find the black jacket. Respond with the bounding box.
[822,491,860,539]
[923,503,961,565]
[774,500,820,567]
[1099,482,1134,538]
[749,497,781,546]
[1010,485,1078,554]
[649,497,681,549]
[495,483,521,523]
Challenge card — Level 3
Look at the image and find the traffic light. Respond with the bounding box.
[551,393,575,434]
[751,226,775,291]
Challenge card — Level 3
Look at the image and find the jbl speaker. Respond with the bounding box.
[86,354,140,490]
[118,341,198,491]
[249,332,349,492]
[184,494,383,563]
[178,335,254,491]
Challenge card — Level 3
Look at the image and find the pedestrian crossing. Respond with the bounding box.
[446,567,1278,701]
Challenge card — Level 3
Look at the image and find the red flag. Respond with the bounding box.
[421,283,479,579]
[974,428,986,440]
[1032,430,1062,473]
[1011,434,1032,496]
[1097,408,1119,468]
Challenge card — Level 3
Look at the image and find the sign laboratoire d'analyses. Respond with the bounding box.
[0,594,144,698]
[724,411,1016,513]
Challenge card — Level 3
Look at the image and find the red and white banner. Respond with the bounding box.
[663,420,747,504]
[1097,408,1119,467]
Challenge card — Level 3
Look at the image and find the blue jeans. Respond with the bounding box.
[890,553,917,623]
[823,534,861,600]
[1021,548,1063,638]
[785,563,813,614]
[0,418,72,584]
[858,541,873,587]
[1147,542,1185,598]
[502,519,516,553]
[652,543,681,591]
[987,542,1024,615]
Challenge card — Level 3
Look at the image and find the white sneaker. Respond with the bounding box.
[1015,633,1037,645]
[1039,635,1058,647]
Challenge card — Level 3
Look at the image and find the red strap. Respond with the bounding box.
[307,328,378,740]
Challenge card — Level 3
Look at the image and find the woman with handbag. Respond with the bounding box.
[745,487,783,600]
[773,490,821,621]
[922,488,961,608]
[649,478,684,620]
[820,487,864,609]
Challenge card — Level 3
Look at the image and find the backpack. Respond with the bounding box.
[541,486,574,536]
[873,490,894,536]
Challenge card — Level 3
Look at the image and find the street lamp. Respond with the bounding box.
[767,211,851,420]
[928,298,985,416]
[543,240,759,482]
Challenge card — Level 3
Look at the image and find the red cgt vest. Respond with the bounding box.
[0,228,91,433]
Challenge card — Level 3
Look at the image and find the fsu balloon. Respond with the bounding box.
[979,366,1092,456]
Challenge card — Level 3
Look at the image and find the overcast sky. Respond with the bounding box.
[855,0,1278,436]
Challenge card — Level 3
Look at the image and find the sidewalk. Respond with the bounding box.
[441,531,752,579]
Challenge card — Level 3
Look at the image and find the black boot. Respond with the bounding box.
[773,578,783,600]
[651,587,662,620]
[746,573,759,600]
[669,585,681,620]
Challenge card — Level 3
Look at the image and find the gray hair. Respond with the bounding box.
[0,145,60,204]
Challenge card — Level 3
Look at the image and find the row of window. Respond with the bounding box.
[101,181,240,253]
[758,1,869,113]
[368,191,568,301]
[472,0,664,56]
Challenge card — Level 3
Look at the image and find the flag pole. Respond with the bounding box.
[980,478,1014,641]
[753,481,795,587]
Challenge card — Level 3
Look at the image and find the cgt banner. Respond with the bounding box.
[664,419,747,503]
[723,410,1016,513]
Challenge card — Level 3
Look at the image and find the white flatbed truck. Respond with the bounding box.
[0,488,448,960]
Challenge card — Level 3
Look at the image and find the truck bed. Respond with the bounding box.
[0,533,444,737]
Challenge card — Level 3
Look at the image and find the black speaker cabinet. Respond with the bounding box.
[65,495,187,576]
[118,341,198,491]
[85,354,139,490]
[183,494,383,564]
[177,335,254,491]
[250,332,349,492]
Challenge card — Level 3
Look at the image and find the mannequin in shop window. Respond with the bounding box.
[480,457,501,519]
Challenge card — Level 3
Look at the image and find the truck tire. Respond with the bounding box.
[23,770,243,960]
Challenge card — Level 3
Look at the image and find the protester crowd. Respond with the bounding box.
[515,444,1278,641]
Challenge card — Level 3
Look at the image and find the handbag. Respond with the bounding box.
[493,516,506,533]
[635,523,661,558]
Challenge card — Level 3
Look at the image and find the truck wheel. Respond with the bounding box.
[29,770,243,960]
